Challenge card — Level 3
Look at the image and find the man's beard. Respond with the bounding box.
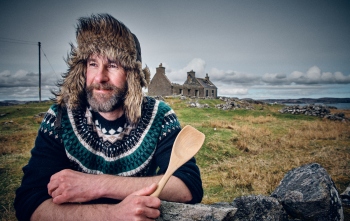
[86,83,127,113]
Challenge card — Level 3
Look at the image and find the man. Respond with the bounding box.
[14,14,203,221]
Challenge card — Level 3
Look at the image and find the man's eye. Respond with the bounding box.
[89,62,97,67]
[109,64,118,68]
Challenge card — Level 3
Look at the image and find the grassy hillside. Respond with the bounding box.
[1,99,349,220]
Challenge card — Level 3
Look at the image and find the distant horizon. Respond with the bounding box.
[1,96,349,103]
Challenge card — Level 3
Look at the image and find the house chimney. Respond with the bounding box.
[156,63,165,75]
[187,70,195,78]
[205,73,209,81]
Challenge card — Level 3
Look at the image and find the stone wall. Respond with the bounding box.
[156,163,345,221]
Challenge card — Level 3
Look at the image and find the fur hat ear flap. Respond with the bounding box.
[133,61,150,88]
[124,68,143,127]
[141,65,151,88]
[55,44,87,109]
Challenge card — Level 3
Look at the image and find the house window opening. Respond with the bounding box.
[212,90,214,97]
[195,90,199,97]
[206,90,208,97]
[180,89,183,95]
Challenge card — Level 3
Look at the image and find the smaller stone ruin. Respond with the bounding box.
[278,104,349,121]
[154,95,165,101]
[215,97,255,111]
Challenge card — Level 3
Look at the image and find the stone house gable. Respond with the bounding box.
[148,64,218,98]
[148,64,173,97]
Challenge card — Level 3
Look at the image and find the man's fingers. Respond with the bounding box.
[135,206,160,219]
[132,183,158,197]
[47,182,58,196]
[52,194,67,205]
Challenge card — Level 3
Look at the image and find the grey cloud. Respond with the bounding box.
[209,68,261,85]
[333,72,350,84]
[262,66,350,85]
[0,70,61,87]
[0,85,56,100]
[164,58,207,83]
[288,66,350,84]
[218,87,249,96]
[262,72,289,85]
[26,72,39,77]
[251,83,350,99]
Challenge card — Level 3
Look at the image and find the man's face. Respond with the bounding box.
[86,54,127,113]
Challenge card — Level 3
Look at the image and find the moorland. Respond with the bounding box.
[0,98,349,220]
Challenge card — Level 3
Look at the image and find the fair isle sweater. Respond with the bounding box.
[14,96,203,221]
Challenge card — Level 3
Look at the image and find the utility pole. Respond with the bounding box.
[38,42,41,103]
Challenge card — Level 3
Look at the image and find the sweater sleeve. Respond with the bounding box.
[154,108,203,204]
[14,105,71,221]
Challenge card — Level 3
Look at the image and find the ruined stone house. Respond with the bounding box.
[148,64,218,98]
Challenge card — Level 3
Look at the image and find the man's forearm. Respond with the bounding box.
[48,169,192,204]
[98,174,192,203]
[31,199,111,221]
[32,184,161,221]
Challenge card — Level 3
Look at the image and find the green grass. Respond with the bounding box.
[1,99,349,220]
[0,102,53,219]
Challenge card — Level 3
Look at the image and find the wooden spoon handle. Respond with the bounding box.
[150,165,177,197]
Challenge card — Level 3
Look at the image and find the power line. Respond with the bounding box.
[0,39,37,45]
[41,47,60,80]
[0,37,37,45]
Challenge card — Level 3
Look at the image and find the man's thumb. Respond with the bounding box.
[132,183,158,196]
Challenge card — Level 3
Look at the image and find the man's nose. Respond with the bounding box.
[94,67,109,83]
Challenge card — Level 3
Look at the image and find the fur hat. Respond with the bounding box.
[54,14,151,127]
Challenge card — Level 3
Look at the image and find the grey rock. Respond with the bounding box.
[9,120,13,123]
[38,112,47,117]
[340,186,350,200]
[4,122,8,125]
[341,198,350,208]
[230,194,287,221]
[33,115,39,118]
[154,96,165,101]
[196,104,204,108]
[270,163,344,221]
[340,186,350,208]
[156,201,237,221]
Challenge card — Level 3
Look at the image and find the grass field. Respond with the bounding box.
[1,99,349,220]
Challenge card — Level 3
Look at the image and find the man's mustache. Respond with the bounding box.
[87,83,120,91]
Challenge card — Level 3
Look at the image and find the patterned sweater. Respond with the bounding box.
[14,96,203,221]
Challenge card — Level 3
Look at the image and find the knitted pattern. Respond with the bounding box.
[40,96,180,177]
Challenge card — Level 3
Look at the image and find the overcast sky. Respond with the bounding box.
[0,0,349,101]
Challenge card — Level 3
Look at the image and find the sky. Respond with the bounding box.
[0,0,349,101]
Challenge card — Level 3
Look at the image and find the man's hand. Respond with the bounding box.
[110,183,161,220]
[33,183,161,221]
[48,169,100,204]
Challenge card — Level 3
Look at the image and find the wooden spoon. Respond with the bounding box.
[150,125,205,197]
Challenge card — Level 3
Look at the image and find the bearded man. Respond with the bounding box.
[14,14,203,221]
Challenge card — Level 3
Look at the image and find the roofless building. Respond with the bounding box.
[148,63,218,98]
